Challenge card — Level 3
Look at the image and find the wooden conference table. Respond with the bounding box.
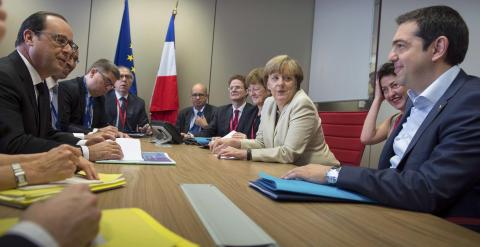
[0,139,479,246]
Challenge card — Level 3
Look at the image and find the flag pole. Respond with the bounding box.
[173,0,179,16]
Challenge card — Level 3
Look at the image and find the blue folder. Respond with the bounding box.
[249,172,375,203]
[194,137,211,147]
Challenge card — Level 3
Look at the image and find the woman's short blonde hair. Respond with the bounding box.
[246,67,266,89]
[264,55,304,89]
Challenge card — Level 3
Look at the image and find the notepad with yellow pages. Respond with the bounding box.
[0,173,126,208]
[0,208,198,247]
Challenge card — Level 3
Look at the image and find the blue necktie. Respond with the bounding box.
[50,85,60,129]
[189,111,203,135]
[83,96,93,128]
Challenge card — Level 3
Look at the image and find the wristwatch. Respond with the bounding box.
[11,163,28,187]
[326,165,342,184]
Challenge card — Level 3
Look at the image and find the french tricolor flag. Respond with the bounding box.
[150,13,179,124]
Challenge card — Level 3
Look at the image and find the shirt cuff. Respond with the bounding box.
[76,140,87,146]
[80,146,90,160]
[88,128,99,134]
[73,133,85,139]
[8,221,59,247]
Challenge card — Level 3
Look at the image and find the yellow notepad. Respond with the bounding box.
[0,208,198,247]
[0,173,126,208]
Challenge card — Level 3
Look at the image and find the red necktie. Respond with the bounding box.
[231,109,240,131]
[393,113,403,130]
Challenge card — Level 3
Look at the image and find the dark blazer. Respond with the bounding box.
[0,234,39,247]
[0,51,79,154]
[58,77,109,134]
[175,104,216,133]
[104,90,149,132]
[247,107,261,139]
[198,102,255,137]
[337,70,480,231]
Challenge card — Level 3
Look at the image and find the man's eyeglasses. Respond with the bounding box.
[120,74,133,80]
[191,93,206,98]
[228,86,244,91]
[98,71,114,88]
[36,31,79,52]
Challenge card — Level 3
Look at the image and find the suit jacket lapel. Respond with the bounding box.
[225,105,233,134]
[237,103,251,132]
[79,77,87,120]
[10,52,41,131]
[185,107,194,131]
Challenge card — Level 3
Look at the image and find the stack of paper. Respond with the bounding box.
[0,208,198,247]
[96,138,176,165]
[249,172,375,203]
[0,173,126,208]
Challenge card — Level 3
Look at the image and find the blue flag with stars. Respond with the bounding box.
[114,0,137,95]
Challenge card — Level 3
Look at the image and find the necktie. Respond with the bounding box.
[50,85,60,129]
[35,82,49,135]
[189,111,203,135]
[119,97,127,131]
[392,113,403,130]
[231,109,240,131]
[83,96,94,128]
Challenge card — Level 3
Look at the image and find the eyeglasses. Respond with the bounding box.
[120,74,133,80]
[36,31,79,52]
[247,86,265,94]
[228,86,245,91]
[98,71,114,88]
[191,93,206,98]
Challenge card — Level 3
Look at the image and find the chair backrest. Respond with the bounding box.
[318,111,368,166]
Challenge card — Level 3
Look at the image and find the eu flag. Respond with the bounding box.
[114,0,137,95]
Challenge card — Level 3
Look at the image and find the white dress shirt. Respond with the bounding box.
[389,66,461,168]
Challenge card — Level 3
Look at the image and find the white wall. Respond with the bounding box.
[309,0,374,103]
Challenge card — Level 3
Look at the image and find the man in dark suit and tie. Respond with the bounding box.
[198,75,255,137]
[0,8,102,247]
[58,58,124,135]
[176,83,216,137]
[0,11,122,162]
[283,6,480,232]
[104,66,152,134]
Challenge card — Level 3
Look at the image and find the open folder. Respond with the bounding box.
[96,138,176,165]
[249,172,375,203]
[0,208,198,247]
[0,173,126,208]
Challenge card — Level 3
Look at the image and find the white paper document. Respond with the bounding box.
[96,138,176,165]
[115,138,143,161]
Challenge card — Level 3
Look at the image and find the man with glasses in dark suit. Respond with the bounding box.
[176,83,216,138]
[58,58,127,136]
[0,11,121,162]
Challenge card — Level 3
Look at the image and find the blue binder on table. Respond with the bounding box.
[249,172,375,203]
[194,137,211,146]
